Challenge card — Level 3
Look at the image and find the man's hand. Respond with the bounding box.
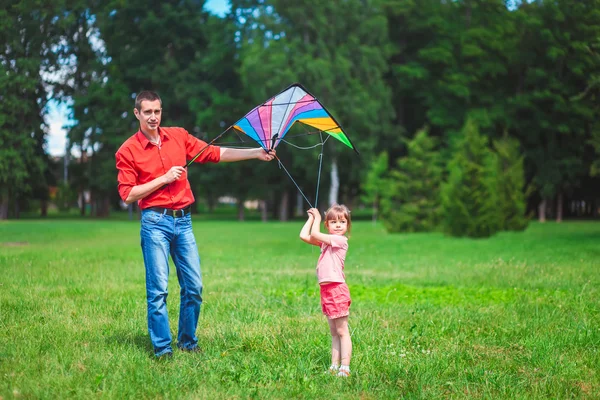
[163,166,185,184]
[258,149,276,162]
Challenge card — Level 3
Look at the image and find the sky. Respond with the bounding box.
[45,0,231,157]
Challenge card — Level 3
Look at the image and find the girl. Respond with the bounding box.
[299,204,353,377]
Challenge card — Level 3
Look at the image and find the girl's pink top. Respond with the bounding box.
[316,235,348,284]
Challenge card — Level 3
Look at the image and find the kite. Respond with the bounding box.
[187,83,358,207]
[232,83,358,154]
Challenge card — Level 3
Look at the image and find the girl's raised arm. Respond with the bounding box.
[300,212,321,246]
[308,208,333,245]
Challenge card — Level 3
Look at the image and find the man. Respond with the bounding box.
[116,91,274,358]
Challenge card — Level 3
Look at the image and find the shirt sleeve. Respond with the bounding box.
[329,235,348,250]
[185,130,221,163]
[115,149,137,202]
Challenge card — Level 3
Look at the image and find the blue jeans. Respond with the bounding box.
[140,209,202,356]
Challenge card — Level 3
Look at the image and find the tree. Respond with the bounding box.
[185,13,274,221]
[361,152,389,223]
[385,0,515,144]
[380,128,444,232]
[441,117,499,237]
[233,0,394,217]
[64,0,213,216]
[0,1,62,218]
[493,136,528,231]
[508,0,600,222]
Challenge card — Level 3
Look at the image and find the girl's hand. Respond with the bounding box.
[308,208,321,222]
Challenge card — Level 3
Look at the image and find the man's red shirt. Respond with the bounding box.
[116,127,221,210]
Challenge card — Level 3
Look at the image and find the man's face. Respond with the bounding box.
[134,99,162,134]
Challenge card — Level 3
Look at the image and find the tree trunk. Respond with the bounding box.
[237,198,245,221]
[207,193,216,213]
[538,198,547,222]
[96,196,110,218]
[465,0,472,29]
[329,158,339,207]
[260,200,268,222]
[279,190,289,221]
[556,192,563,222]
[296,192,303,217]
[90,191,96,216]
[0,191,8,220]
[40,199,48,217]
[79,188,85,216]
[372,198,378,224]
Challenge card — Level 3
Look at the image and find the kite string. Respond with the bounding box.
[274,155,313,209]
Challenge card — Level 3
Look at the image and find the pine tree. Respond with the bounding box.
[494,136,528,231]
[360,152,389,223]
[441,118,499,237]
[380,128,443,233]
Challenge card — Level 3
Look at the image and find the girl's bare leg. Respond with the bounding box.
[334,316,352,366]
[327,318,341,367]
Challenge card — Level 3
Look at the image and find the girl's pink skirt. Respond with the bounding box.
[320,282,351,320]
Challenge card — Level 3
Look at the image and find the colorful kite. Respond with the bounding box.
[232,83,358,154]
[187,83,358,207]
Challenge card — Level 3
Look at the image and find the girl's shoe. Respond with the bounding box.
[336,369,350,378]
[325,365,339,375]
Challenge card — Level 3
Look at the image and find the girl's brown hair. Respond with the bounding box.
[324,204,352,235]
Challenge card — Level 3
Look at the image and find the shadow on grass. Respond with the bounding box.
[105,331,154,357]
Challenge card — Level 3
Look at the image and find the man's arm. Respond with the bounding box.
[219,147,275,162]
[123,166,184,205]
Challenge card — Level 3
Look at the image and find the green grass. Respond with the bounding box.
[1,219,599,399]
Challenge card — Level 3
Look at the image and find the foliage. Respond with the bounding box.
[493,136,528,231]
[233,0,395,209]
[508,0,600,204]
[380,128,444,232]
[360,152,389,222]
[441,118,500,237]
[54,182,78,212]
[0,0,63,218]
[3,0,600,220]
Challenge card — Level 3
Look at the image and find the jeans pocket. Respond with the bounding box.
[142,211,163,225]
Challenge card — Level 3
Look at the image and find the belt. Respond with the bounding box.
[146,206,191,218]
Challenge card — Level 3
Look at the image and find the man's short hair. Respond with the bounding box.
[135,91,162,111]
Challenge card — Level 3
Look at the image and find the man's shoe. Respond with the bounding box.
[178,346,203,353]
[156,351,173,360]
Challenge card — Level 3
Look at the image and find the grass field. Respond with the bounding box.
[1,218,599,399]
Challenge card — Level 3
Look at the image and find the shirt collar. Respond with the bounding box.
[137,127,169,149]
